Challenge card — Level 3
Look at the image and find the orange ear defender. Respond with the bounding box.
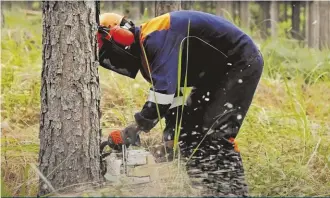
[109,26,135,46]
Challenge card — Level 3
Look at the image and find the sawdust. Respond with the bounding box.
[52,161,201,197]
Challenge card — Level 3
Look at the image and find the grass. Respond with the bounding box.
[1,9,330,196]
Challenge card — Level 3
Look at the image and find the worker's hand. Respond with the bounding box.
[122,122,141,146]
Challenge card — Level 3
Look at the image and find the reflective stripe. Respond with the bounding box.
[169,96,187,109]
[148,90,174,105]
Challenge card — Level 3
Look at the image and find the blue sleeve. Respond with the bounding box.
[135,30,185,132]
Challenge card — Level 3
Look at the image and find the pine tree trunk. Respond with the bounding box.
[301,2,306,42]
[284,1,288,21]
[1,1,5,27]
[155,1,181,16]
[39,1,101,195]
[306,0,320,48]
[291,1,301,40]
[260,1,271,39]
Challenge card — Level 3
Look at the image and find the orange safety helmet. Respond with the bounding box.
[98,13,141,79]
[100,13,123,28]
[99,13,135,46]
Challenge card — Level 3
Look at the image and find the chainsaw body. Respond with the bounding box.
[100,132,158,184]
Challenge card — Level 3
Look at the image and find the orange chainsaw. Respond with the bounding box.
[100,126,142,176]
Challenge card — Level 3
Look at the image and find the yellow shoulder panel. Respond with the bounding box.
[140,13,171,42]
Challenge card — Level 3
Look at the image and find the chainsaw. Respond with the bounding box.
[100,129,163,184]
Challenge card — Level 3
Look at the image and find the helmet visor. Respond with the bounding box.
[99,36,140,79]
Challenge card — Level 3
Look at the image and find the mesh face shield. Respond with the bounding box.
[98,26,141,79]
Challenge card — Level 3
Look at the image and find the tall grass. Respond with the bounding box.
[1,10,330,196]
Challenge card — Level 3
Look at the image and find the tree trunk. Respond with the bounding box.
[239,1,249,30]
[39,1,101,195]
[301,2,306,42]
[291,1,301,40]
[284,1,289,21]
[270,1,279,37]
[306,0,320,48]
[155,1,181,16]
[1,1,5,27]
[260,1,271,39]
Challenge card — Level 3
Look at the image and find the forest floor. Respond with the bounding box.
[1,9,330,197]
[52,161,201,197]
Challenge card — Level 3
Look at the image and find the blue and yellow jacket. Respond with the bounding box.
[134,10,259,131]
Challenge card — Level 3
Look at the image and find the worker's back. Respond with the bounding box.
[139,10,259,88]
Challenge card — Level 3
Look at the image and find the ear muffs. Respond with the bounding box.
[109,26,135,46]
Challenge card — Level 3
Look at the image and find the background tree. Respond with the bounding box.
[39,1,101,195]
[291,1,301,40]
[270,1,279,37]
[239,1,250,30]
[259,1,271,39]
[1,1,4,27]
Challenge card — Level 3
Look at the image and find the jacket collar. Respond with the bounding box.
[134,27,151,83]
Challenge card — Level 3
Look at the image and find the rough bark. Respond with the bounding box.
[270,1,279,37]
[39,1,101,195]
[291,1,301,40]
[155,1,181,16]
[239,1,250,30]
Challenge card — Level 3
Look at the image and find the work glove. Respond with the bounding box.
[121,122,142,146]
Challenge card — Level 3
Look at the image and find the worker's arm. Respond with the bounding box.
[135,31,185,132]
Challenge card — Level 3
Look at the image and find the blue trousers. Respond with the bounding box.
[163,51,263,196]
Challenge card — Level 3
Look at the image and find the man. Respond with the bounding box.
[98,10,263,196]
